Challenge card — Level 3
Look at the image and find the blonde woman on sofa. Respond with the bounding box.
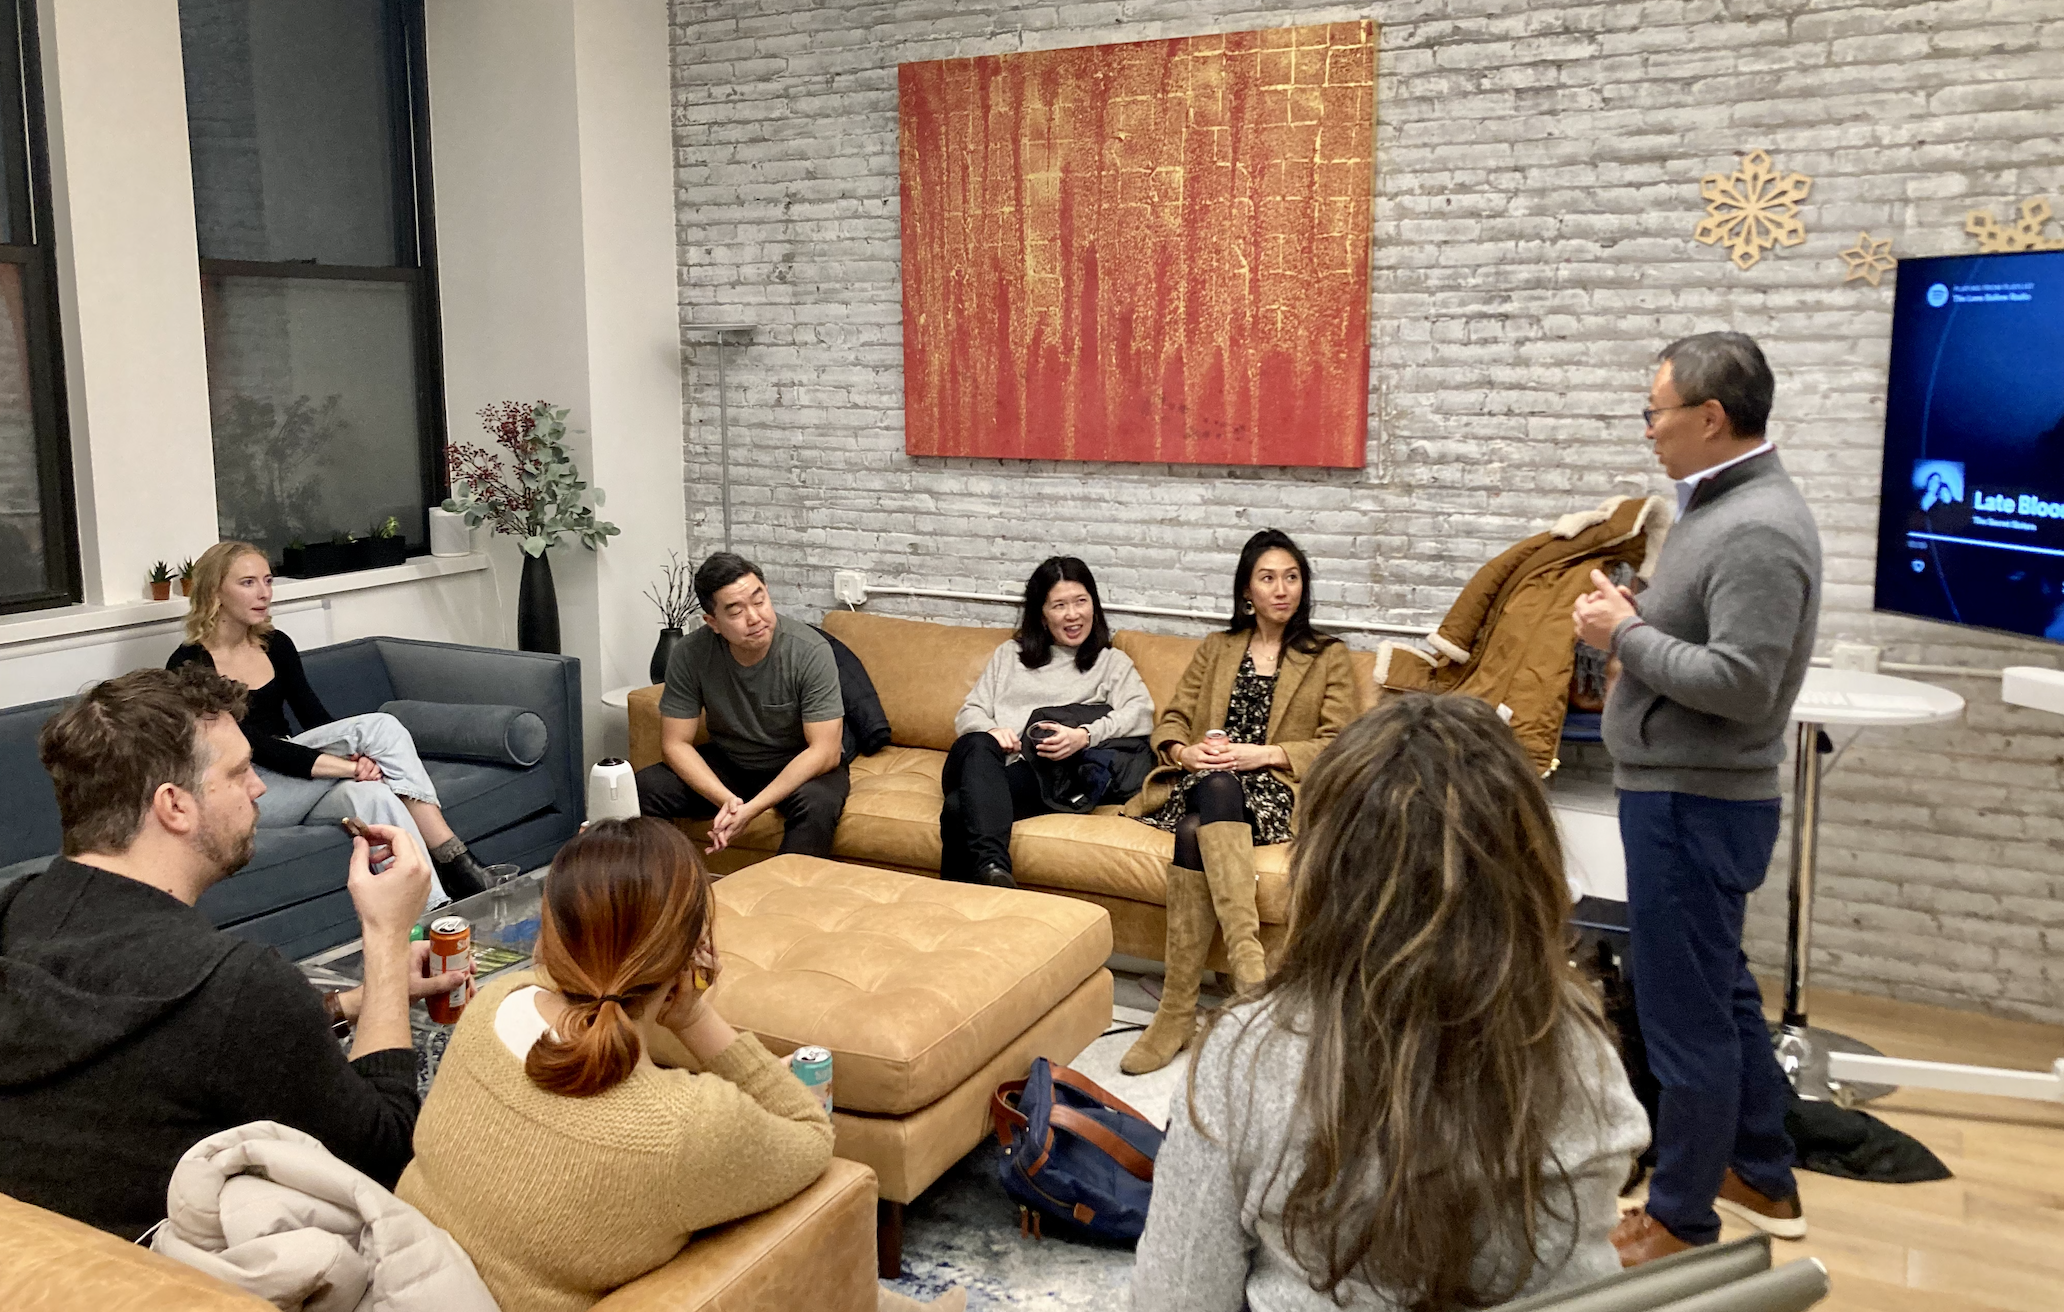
[943,556,1154,887]
[168,539,500,899]
[1121,529,1358,1075]
[1132,695,1648,1312]
[398,817,961,1312]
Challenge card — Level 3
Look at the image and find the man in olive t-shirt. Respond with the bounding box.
[635,553,849,857]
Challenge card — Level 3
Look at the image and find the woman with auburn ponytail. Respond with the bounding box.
[1132,694,1648,1312]
[395,819,830,1312]
[398,819,965,1312]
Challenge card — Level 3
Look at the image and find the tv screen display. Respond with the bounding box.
[1874,249,2064,641]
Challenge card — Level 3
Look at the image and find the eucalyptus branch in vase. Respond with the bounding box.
[442,401,620,557]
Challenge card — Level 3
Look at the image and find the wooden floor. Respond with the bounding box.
[1645,983,2064,1312]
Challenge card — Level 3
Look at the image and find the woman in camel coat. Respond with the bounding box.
[1120,529,1360,1075]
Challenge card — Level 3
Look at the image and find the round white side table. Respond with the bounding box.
[1779,667,1963,1102]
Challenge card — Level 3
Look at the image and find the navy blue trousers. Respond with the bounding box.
[1619,789,1798,1245]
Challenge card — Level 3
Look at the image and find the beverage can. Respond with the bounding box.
[1204,729,1228,742]
[426,915,472,1025]
[788,1045,834,1116]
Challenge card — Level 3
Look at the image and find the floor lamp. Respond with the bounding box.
[683,323,755,551]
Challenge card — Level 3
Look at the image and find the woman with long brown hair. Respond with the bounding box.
[1132,694,1647,1312]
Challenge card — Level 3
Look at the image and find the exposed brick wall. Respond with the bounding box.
[669,0,2064,1023]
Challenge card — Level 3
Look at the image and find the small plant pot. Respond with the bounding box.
[150,581,172,601]
[178,578,193,597]
[363,537,407,570]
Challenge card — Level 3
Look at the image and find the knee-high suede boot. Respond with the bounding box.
[1197,820,1266,997]
[1121,865,1216,1076]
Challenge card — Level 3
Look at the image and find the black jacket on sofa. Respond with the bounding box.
[0,859,418,1239]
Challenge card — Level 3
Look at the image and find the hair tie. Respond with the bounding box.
[601,994,631,1007]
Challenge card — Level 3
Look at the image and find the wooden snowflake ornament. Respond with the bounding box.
[1965,198,2064,253]
[1694,149,1813,269]
[1838,232,1896,287]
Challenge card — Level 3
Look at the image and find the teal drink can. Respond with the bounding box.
[788,1045,833,1115]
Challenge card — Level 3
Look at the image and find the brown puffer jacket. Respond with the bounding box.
[1375,494,1671,774]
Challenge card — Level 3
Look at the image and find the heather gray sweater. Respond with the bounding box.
[1131,997,1648,1312]
[1604,450,1821,800]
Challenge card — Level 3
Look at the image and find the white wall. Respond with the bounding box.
[426,0,687,761]
[39,0,218,604]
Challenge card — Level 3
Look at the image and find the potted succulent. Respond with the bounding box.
[148,560,173,601]
[285,531,359,579]
[444,400,619,653]
[176,558,196,597]
[643,550,695,682]
[364,515,407,569]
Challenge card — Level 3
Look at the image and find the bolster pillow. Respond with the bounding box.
[378,700,548,768]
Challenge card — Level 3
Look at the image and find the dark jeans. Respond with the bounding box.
[1619,788,1798,1245]
[634,744,850,859]
[939,732,1051,881]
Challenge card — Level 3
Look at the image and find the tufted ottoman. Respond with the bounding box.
[706,855,1114,1275]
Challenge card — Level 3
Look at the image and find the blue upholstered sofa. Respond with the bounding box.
[0,637,583,959]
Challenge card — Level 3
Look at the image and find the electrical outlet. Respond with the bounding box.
[1830,641,1880,673]
[833,570,867,605]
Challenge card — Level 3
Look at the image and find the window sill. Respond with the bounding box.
[0,553,492,649]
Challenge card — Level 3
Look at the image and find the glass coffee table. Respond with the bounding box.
[297,868,550,1088]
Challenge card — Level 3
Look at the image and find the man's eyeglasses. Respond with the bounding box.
[1642,403,1700,427]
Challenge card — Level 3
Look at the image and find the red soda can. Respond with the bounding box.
[426,915,472,1024]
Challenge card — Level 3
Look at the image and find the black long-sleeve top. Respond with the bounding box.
[0,860,419,1239]
[168,630,334,778]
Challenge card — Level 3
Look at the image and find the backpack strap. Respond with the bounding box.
[1048,1105,1155,1183]
[991,1079,1029,1147]
[1051,1064,1153,1124]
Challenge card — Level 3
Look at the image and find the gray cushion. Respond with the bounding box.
[379,700,548,768]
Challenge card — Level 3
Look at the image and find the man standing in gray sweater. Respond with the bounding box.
[1574,332,1820,1266]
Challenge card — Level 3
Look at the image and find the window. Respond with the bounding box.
[178,0,444,565]
[0,0,77,616]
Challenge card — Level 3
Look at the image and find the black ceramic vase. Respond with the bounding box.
[518,550,561,653]
[649,626,684,683]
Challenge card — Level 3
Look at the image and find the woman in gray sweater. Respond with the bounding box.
[942,557,1154,886]
[1133,693,1648,1312]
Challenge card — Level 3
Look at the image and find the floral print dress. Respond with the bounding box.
[1136,650,1297,846]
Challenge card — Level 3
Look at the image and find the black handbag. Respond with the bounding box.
[1021,703,1151,813]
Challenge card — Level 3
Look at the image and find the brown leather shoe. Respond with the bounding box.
[1611,1208,1695,1268]
[1715,1167,1807,1239]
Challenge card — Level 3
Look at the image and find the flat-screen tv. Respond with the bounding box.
[1874,248,2064,641]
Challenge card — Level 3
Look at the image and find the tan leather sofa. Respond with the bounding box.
[0,1159,879,1312]
[628,610,1379,965]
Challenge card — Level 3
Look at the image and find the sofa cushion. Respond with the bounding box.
[421,761,558,840]
[379,700,548,767]
[194,825,354,928]
[709,856,1111,1116]
[0,1189,272,1311]
[818,611,1008,751]
[0,697,64,868]
[1110,629,1205,715]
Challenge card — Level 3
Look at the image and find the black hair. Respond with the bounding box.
[1658,331,1774,437]
[1228,529,1332,655]
[693,551,764,614]
[1016,556,1112,672]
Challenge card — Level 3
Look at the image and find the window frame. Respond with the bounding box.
[189,0,448,561]
[0,0,80,617]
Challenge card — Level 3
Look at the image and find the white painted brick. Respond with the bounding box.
[671,0,2064,1022]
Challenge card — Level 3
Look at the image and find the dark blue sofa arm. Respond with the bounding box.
[366,637,584,835]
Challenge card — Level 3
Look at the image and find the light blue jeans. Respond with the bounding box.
[256,712,448,905]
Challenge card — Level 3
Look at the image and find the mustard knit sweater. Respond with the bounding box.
[396,974,835,1312]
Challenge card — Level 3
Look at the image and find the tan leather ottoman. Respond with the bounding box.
[707,856,1114,1275]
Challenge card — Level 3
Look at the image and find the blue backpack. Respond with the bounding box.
[990,1058,1163,1245]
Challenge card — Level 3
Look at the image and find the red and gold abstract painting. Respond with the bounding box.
[899,22,1375,468]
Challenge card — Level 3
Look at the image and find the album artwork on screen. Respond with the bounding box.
[1874,249,2064,642]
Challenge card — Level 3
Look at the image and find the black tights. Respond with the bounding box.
[1172,771,1252,870]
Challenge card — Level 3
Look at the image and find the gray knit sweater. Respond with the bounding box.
[1131,997,1648,1312]
[1604,450,1822,800]
[952,641,1154,749]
